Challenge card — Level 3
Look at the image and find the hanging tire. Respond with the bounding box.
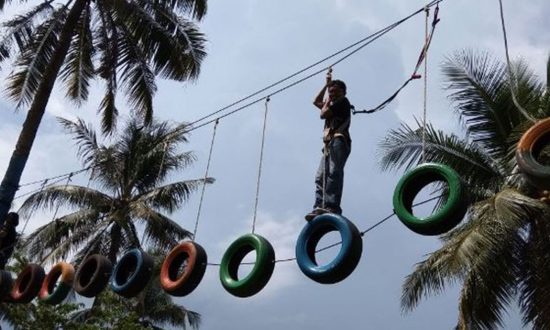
[393,163,467,235]
[0,270,13,301]
[111,249,154,298]
[38,262,75,305]
[160,241,207,297]
[295,213,362,284]
[219,234,275,298]
[516,118,550,189]
[10,264,45,303]
[74,254,112,298]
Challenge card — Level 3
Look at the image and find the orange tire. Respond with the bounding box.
[39,262,74,305]
[160,241,207,296]
[516,118,550,189]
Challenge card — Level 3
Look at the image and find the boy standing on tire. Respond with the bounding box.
[305,69,352,221]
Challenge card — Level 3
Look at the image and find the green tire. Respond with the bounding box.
[393,163,467,235]
[219,233,275,298]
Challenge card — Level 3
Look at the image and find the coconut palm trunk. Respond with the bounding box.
[0,0,88,223]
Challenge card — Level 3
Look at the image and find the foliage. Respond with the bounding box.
[18,118,213,265]
[0,0,208,133]
[378,49,550,329]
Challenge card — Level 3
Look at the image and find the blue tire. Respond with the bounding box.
[111,249,153,298]
[296,213,362,284]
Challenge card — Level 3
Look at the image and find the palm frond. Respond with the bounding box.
[403,189,544,312]
[443,50,528,161]
[22,209,105,264]
[378,120,503,201]
[59,3,94,104]
[18,185,112,218]
[158,0,207,20]
[518,210,550,330]
[58,117,100,167]
[131,205,191,251]
[134,179,212,213]
[5,6,67,107]
[0,1,55,62]
[116,22,156,125]
[95,2,119,134]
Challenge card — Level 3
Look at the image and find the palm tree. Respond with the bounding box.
[18,117,213,265]
[0,0,208,223]
[378,49,550,329]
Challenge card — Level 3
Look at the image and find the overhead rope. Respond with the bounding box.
[18,168,89,188]
[252,97,271,234]
[192,119,219,241]
[421,7,430,163]
[353,3,440,115]
[7,0,445,196]
[497,0,536,124]
[170,0,444,136]
[13,175,73,201]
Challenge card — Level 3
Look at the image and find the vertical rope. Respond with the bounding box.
[20,178,49,236]
[51,173,73,222]
[497,0,536,124]
[192,119,219,241]
[252,97,270,234]
[421,6,430,163]
[322,150,328,209]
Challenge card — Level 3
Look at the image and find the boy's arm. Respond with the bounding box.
[313,69,332,110]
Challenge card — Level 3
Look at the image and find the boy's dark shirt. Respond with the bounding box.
[323,96,352,145]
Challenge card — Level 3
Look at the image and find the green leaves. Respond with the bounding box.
[380,49,550,328]
[2,0,207,133]
[19,118,212,267]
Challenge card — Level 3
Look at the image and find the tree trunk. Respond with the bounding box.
[0,0,89,223]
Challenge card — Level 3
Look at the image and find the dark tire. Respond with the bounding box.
[160,241,207,297]
[111,249,154,298]
[0,270,13,301]
[296,213,362,284]
[11,264,45,303]
[516,118,550,189]
[39,261,74,305]
[74,254,112,298]
[393,163,467,235]
[219,234,275,298]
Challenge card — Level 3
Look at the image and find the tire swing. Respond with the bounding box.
[296,213,362,284]
[74,254,112,298]
[516,118,550,189]
[160,241,207,296]
[219,234,275,298]
[393,163,467,235]
[0,270,13,301]
[111,249,153,298]
[10,264,45,303]
[38,262,75,305]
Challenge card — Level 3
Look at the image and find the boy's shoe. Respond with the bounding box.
[304,207,329,221]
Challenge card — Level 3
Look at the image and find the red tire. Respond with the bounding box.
[11,264,45,303]
[516,118,550,189]
[160,241,207,296]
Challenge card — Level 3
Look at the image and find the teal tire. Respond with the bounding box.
[296,213,362,284]
[393,163,467,235]
[219,234,275,298]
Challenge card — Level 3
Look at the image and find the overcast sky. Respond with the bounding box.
[1,0,549,329]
